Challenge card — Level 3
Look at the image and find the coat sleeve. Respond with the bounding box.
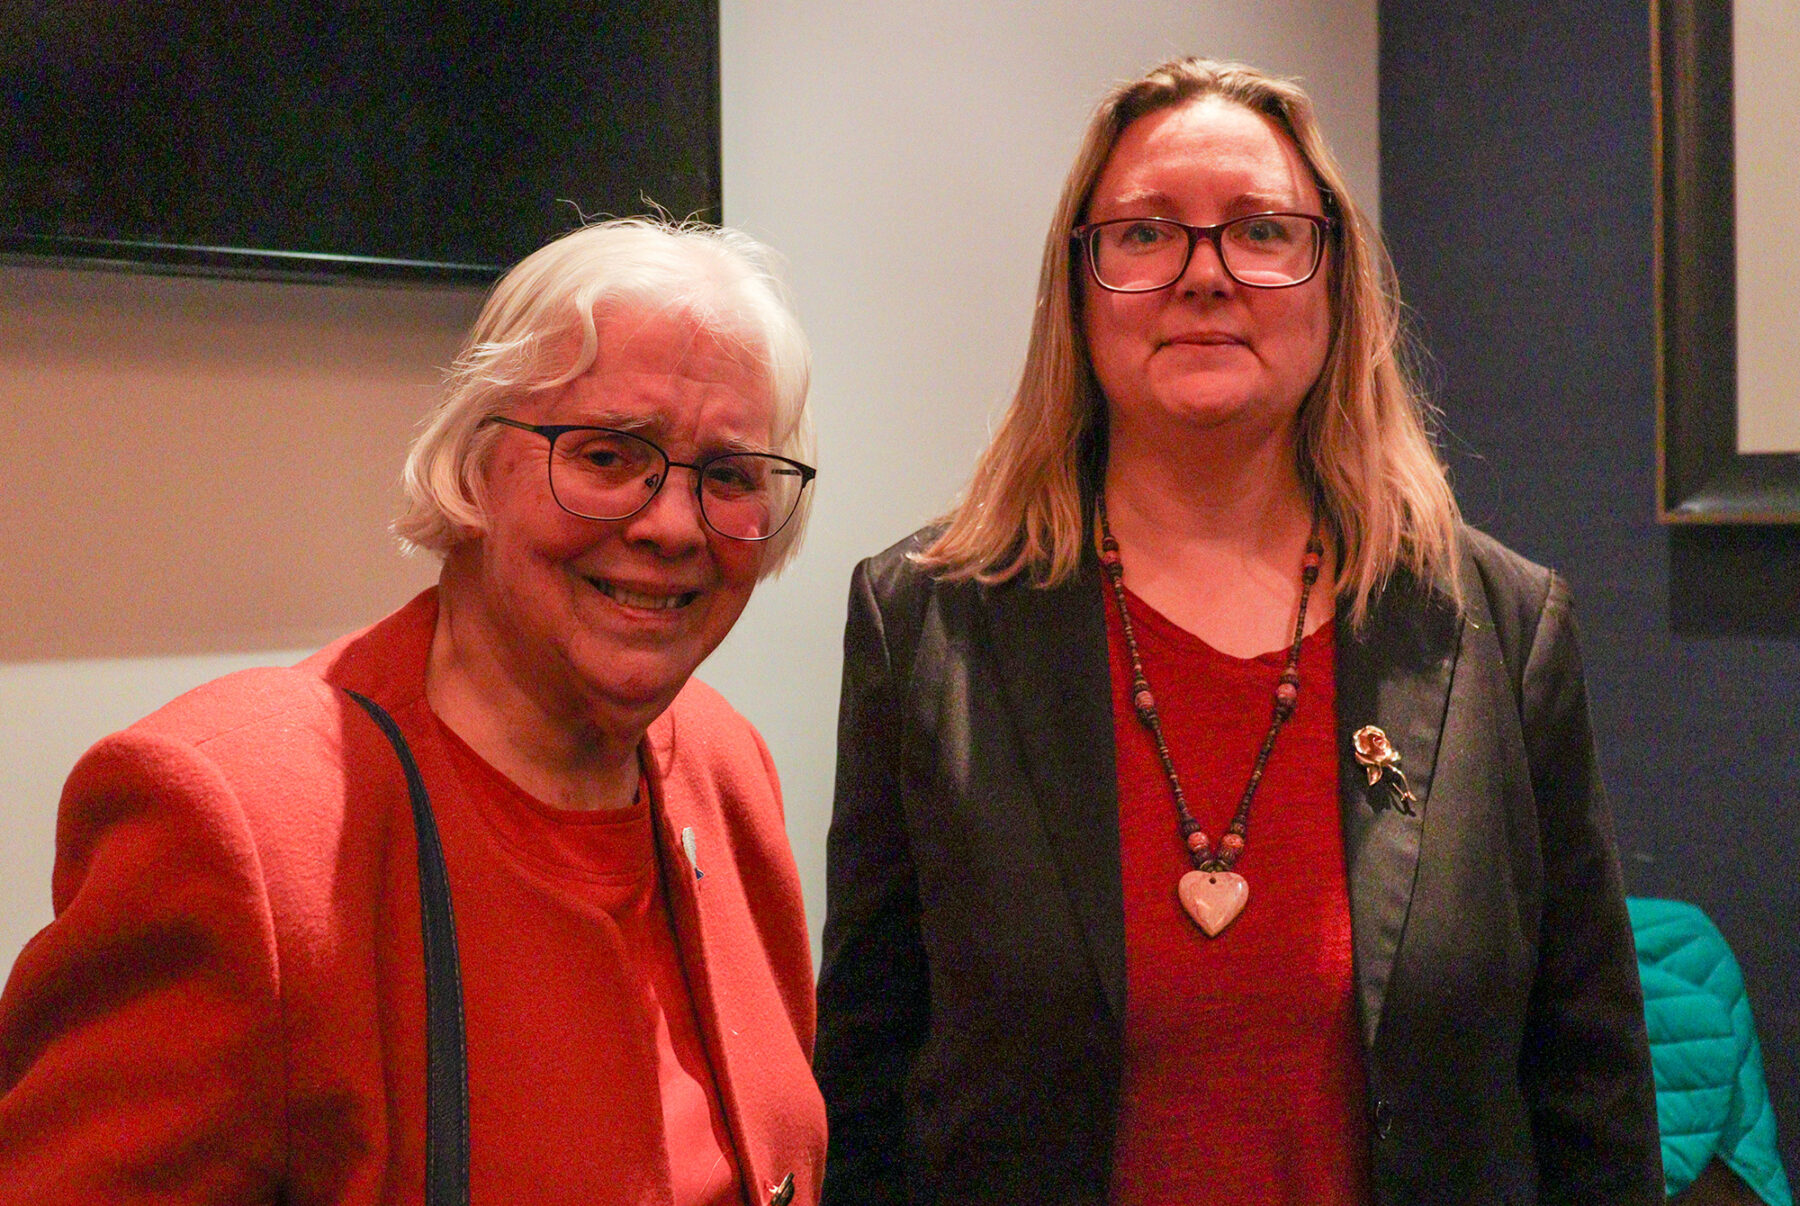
[1513,575,1663,1203]
[0,732,286,1203]
[814,558,931,1206]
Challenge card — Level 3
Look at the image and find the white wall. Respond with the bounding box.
[0,1,1377,980]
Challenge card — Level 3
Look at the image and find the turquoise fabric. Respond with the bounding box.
[1629,897,1792,1205]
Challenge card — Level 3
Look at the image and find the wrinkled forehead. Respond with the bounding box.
[513,303,774,424]
[534,305,775,440]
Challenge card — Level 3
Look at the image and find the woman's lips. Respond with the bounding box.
[1163,330,1246,347]
[589,578,700,610]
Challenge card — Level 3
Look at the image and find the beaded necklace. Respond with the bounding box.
[1097,493,1324,937]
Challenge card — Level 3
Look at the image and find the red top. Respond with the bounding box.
[438,719,741,1206]
[1105,585,1374,1205]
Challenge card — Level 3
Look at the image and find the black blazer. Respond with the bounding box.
[815,525,1660,1206]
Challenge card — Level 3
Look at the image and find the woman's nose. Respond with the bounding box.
[1176,232,1234,295]
[624,465,710,551]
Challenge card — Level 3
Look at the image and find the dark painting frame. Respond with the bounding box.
[1655,0,1800,522]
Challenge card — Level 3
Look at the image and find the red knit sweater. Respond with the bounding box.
[1105,586,1373,1205]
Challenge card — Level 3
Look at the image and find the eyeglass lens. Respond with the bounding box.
[1087,215,1322,291]
[548,428,807,540]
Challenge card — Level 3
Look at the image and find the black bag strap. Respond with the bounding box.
[344,689,470,1206]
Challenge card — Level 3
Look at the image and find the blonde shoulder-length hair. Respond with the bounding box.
[918,57,1460,625]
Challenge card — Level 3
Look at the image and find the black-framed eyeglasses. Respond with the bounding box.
[1072,212,1335,292]
[483,416,816,542]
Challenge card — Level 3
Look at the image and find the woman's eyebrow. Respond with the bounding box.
[1089,186,1179,212]
[1222,190,1306,215]
[1087,187,1307,217]
[690,430,778,458]
[565,414,774,457]
[565,410,655,432]
[718,435,774,455]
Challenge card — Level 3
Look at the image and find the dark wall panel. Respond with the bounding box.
[1380,0,1798,1176]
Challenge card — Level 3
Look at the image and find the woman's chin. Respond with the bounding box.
[1113,392,1301,449]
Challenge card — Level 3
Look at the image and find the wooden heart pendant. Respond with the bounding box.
[1178,870,1249,937]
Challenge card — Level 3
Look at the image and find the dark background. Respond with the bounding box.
[1380,0,1799,1178]
[0,1,719,280]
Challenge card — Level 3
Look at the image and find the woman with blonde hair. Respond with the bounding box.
[815,57,1659,1205]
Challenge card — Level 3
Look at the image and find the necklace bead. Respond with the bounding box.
[1097,494,1324,932]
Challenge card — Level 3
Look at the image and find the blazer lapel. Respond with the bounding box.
[1335,569,1463,1049]
[979,559,1127,1022]
[641,727,770,1203]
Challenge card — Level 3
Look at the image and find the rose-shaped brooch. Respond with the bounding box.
[1352,725,1419,816]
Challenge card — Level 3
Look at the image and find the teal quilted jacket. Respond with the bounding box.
[1629,897,1792,1205]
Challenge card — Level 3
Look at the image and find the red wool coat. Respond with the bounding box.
[0,590,825,1205]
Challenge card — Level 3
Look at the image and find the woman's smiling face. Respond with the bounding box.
[1080,96,1333,452]
[458,306,771,735]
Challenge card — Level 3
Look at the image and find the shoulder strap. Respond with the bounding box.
[344,689,470,1206]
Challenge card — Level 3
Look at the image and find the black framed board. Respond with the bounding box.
[0,2,721,285]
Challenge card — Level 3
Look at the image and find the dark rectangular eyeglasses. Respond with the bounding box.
[1072,212,1335,292]
[483,416,816,542]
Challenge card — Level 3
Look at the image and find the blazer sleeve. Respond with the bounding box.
[0,731,286,1202]
[814,557,931,1206]
[1513,574,1663,1203]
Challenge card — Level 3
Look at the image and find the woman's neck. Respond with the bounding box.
[424,571,644,812]
[1101,422,1333,658]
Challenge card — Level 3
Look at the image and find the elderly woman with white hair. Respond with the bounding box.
[0,218,825,1205]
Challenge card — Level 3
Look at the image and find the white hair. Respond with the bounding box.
[395,216,815,577]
